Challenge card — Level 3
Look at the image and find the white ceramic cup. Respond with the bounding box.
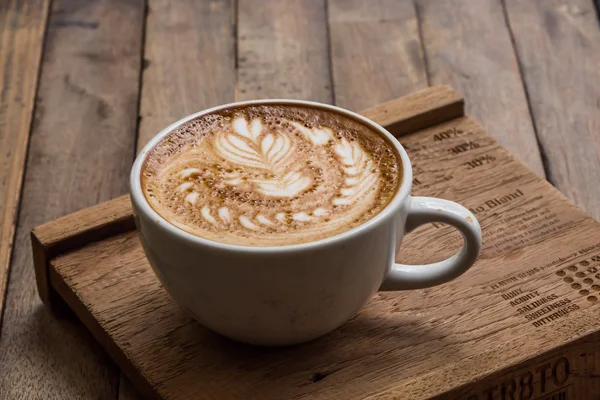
[130,100,482,346]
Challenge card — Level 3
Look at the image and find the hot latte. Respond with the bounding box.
[141,104,402,246]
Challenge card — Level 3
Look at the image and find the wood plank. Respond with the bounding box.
[0,0,50,323]
[504,0,600,219]
[360,85,463,137]
[32,195,134,309]
[137,0,235,150]
[417,0,546,178]
[126,1,238,397]
[0,0,144,398]
[328,0,428,111]
[237,0,332,103]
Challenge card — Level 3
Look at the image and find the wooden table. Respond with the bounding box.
[1,0,599,398]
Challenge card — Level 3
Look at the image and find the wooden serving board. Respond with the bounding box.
[32,86,600,400]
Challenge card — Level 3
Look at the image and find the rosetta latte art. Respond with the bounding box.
[141,105,401,246]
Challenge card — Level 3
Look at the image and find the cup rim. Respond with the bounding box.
[130,99,413,254]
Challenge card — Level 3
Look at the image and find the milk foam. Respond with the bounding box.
[141,105,401,246]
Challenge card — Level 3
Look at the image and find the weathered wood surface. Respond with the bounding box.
[0,0,144,398]
[328,0,427,111]
[237,0,331,103]
[137,0,235,150]
[35,87,600,399]
[0,0,50,326]
[417,0,545,177]
[505,0,600,219]
[3,0,600,398]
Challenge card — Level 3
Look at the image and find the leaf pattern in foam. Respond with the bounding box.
[333,138,378,206]
[288,121,334,145]
[260,133,293,171]
[252,171,311,197]
[170,116,381,232]
[214,129,263,168]
[215,117,311,197]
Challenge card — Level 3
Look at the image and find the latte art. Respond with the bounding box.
[142,105,401,246]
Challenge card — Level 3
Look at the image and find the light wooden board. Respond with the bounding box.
[416,0,545,177]
[328,0,427,111]
[137,0,236,149]
[0,0,144,398]
[237,0,332,103]
[0,0,50,324]
[504,0,600,219]
[33,87,600,399]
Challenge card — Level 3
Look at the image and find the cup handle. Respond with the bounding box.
[380,196,482,291]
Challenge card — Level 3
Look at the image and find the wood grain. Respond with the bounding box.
[137,0,236,150]
[0,0,50,324]
[32,195,134,309]
[328,0,427,111]
[361,85,463,137]
[504,0,600,219]
[0,0,144,398]
[126,1,239,397]
[237,0,332,103]
[417,0,546,177]
[40,108,600,399]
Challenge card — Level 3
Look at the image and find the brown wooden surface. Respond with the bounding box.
[504,0,600,219]
[137,0,235,150]
[3,0,600,398]
[0,0,144,398]
[237,0,331,103]
[0,0,50,325]
[328,0,427,111]
[34,87,600,399]
[32,195,134,309]
[417,0,545,178]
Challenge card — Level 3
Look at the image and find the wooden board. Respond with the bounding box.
[237,0,331,103]
[327,0,427,111]
[137,0,236,150]
[0,0,50,323]
[0,0,144,398]
[32,86,600,399]
[417,0,545,177]
[504,0,600,219]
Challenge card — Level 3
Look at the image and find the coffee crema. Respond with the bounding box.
[141,104,402,246]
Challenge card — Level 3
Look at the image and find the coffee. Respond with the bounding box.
[141,104,402,246]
